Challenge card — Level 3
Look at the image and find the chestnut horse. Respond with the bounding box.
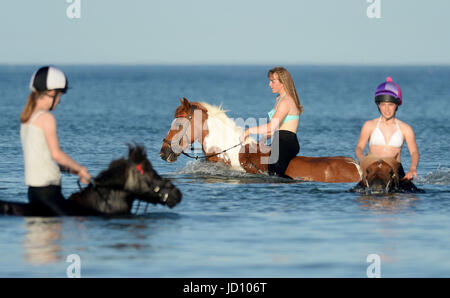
[353,154,400,194]
[160,98,361,183]
[350,154,424,193]
[0,145,182,216]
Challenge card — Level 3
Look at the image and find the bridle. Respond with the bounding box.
[363,161,399,192]
[162,105,243,161]
[76,163,167,214]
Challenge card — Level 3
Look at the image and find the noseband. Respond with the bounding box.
[162,105,197,149]
[363,161,398,192]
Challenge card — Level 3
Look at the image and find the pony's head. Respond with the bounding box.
[160,97,208,162]
[96,144,182,208]
[360,155,400,194]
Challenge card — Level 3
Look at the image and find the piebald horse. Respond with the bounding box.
[160,98,361,183]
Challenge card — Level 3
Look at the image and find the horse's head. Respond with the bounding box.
[95,145,182,208]
[160,97,208,162]
[361,157,400,194]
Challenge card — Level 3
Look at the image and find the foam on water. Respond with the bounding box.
[417,167,450,185]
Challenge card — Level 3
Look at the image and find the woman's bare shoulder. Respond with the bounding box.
[396,119,414,134]
[33,111,56,130]
[362,118,378,129]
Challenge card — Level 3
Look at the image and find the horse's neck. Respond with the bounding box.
[202,116,243,169]
[70,187,133,215]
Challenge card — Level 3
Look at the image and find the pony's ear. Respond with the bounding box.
[178,97,184,105]
[127,144,147,164]
[183,97,191,109]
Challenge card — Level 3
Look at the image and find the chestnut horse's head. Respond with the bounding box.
[360,155,400,194]
[160,97,208,163]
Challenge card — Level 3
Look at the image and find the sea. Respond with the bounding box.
[0,65,449,277]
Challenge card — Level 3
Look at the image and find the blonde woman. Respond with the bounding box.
[20,66,91,215]
[240,66,303,178]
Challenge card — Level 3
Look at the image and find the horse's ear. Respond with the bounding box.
[183,97,191,108]
[178,97,184,105]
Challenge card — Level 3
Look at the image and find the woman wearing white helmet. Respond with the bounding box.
[20,66,91,215]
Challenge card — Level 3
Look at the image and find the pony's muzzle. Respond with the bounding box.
[157,180,182,208]
[160,145,178,162]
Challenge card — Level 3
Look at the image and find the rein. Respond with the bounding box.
[182,142,243,161]
[77,178,111,209]
[243,151,266,175]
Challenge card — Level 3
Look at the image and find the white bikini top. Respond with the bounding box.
[369,117,404,148]
[20,111,61,187]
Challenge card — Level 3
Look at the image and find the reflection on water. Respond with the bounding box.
[356,194,419,214]
[23,218,62,265]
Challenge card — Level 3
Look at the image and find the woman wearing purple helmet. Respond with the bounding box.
[355,77,420,190]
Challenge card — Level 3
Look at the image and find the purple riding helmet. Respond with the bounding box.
[374,77,402,106]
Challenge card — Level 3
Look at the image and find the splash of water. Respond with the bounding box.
[416,166,450,185]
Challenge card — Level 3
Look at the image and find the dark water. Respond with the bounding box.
[0,65,449,277]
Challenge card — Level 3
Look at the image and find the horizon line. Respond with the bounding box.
[1,62,450,67]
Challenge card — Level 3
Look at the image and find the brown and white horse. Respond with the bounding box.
[160,98,362,183]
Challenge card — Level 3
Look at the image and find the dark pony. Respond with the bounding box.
[0,145,182,216]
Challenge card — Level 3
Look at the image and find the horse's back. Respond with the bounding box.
[0,200,35,216]
[286,156,361,183]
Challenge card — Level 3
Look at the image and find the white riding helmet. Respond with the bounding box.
[29,66,68,93]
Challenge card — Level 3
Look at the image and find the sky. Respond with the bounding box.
[0,0,449,65]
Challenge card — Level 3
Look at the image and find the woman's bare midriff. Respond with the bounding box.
[369,145,402,162]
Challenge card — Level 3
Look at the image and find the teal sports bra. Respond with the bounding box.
[267,94,300,124]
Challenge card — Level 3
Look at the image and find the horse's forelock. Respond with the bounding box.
[127,144,148,164]
[174,105,186,118]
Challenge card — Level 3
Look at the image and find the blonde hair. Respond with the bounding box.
[20,91,41,123]
[268,66,304,115]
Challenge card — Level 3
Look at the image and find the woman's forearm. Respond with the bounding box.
[52,150,83,174]
[409,151,419,171]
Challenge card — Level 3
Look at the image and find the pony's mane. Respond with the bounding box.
[199,102,243,135]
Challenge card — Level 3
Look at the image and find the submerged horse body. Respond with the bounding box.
[0,145,182,216]
[160,98,361,183]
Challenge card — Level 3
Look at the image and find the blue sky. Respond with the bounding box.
[1,0,449,65]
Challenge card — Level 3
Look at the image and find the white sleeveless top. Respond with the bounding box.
[20,111,61,187]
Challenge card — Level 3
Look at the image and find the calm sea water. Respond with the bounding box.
[0,65,449,277]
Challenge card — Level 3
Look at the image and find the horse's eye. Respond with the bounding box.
[366,168,370,174]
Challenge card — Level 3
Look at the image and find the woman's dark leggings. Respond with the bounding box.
[268,130,300,179]
[28,185,67,216]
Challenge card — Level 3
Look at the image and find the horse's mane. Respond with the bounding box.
[198,102,256,145]
[93,144,148,188]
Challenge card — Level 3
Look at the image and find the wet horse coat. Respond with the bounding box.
[160,98,362,183]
